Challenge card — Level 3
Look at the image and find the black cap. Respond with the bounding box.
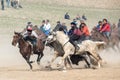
[27,22,32,25]
[71,22,76,25]
[57,21,60,23]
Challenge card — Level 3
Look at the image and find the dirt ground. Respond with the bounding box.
[0,65,120,80]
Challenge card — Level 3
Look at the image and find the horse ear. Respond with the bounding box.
[14,31,21,35]
[52,31,56,36]
[14,31,18,34]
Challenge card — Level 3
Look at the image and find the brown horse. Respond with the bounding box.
[12,31,45,70]
[91,27,120,50]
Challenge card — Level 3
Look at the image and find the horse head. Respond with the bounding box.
[12,31,22,46]
[91,27,104,41]
[45,31,57,44]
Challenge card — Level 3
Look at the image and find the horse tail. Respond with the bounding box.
[95,41,106,46]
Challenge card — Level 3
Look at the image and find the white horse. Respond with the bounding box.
[46,31,106,70]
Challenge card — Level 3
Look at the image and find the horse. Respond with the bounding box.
[46,39,92,69]
[12,31,44,70]
[91,27,120,51]
[46,31,106,70]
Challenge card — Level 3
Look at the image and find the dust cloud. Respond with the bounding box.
[0,35,120,67]
[100,47,120,66]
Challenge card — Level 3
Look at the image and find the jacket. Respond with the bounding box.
[100,23,110,32]
[81,26,90,36]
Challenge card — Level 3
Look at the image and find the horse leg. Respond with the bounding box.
[37,52,44,65]
[89,52,102,68]
[66,56,73,69]
[23,55,32,70]
[59,51,70,70]
[83,54,91,68]
[46,51,58,69]
[116,43,120,52]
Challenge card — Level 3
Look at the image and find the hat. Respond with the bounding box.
[27,22,32,25]
[71,22,76,25]
[27,27,32,31]
[57,21,60,23]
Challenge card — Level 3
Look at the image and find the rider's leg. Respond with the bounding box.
[105,32,110,40]
[69,39,79,51]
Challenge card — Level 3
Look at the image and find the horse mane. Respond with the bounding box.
[50,39,65,56]
[91,27,105,41]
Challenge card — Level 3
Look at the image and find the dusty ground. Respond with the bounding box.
[0,65,120,80]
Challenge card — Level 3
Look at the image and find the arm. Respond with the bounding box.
[32,31,38,38]
[101,24,109,32]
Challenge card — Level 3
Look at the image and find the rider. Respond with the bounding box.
[43,19,51,36]
[96,21,102,31]
[100,19,111,40]
[23,27,38,49]
[53,21,62,32]
[79,23,90,40]
[69,22,82,51]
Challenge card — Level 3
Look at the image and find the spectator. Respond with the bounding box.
[76,14,81,20]
[82,14,87,20]
[118,19,120,28]
[1,0,4,10]
[64,12,70,20]
[6,0,10,8]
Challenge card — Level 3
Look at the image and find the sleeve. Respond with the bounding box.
[32,31,38,38]
[82,27,87,34]
[22,31,27,37]
[101,25,108,32]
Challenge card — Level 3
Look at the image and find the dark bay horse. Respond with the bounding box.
[91,27,120,50]
[12,28,46,69]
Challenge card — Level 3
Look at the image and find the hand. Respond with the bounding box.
[100,31,102,33]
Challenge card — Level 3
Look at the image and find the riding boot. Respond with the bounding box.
[73,41,80,51]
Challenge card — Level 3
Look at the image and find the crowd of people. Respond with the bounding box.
[23,16,118,51]
[1,0,22,10]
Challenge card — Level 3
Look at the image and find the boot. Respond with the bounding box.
[73,42,80,51]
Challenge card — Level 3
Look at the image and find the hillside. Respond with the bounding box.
[26,0,120,9]
[0,0,120,35]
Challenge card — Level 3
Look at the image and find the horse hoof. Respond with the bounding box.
[30,61,35,64]
[62,70,67,72]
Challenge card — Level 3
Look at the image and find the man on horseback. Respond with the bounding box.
[79,23,90,40]
[68,22,82,51]
[100,19,111,40]
[23,27,38,49]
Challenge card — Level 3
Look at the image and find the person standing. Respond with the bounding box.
[6,0,10,7]
[118,19,120,28]
[1,0,4,10]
